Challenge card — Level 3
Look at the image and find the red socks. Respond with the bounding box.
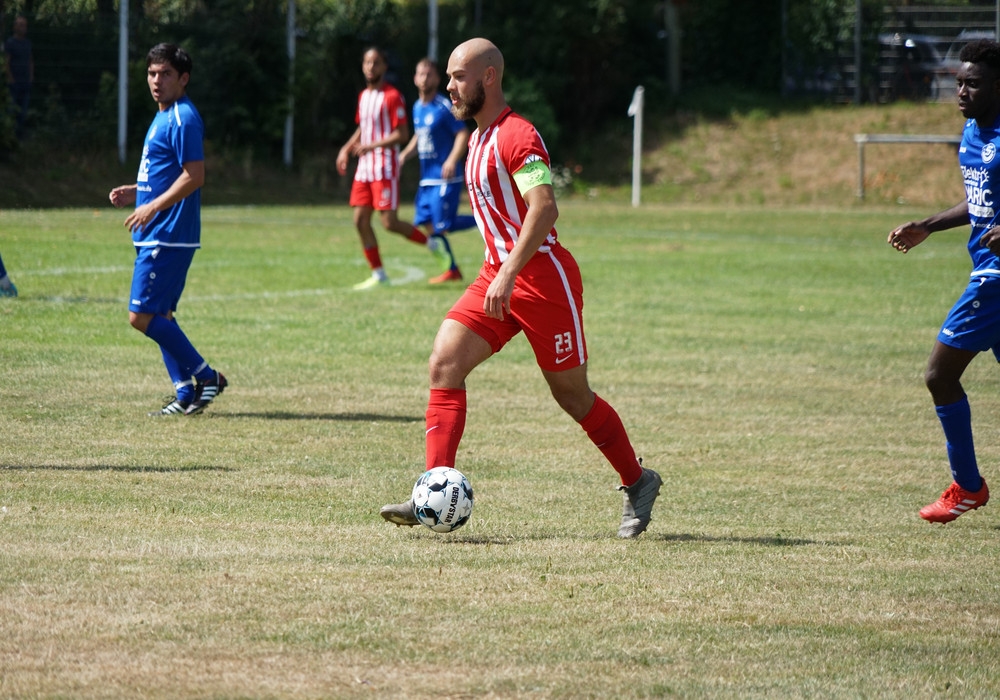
[578,394,642,486]
[424,389,640,486]
[425,388,467,469]
[363,246,383,271]
[407,226,428,244]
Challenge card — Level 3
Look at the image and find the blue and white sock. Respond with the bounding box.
[159,342,195,404]
[145,315,215,384]
[936,396,984,492]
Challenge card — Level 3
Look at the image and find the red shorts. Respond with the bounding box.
[446,244,588,371]
[350,178,398,211]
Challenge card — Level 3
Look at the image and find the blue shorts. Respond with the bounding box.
[939,274,1000,361]
[130,246,196,315]
[414,182,468,235]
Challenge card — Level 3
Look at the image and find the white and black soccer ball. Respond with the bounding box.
[411,466,474,533]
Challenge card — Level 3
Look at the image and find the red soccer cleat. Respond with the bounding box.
[429,269,463,284]
[919,480,989,523]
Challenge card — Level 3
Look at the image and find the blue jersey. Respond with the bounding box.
[134,95,204,248]
[413,94,467,186]
[960,115,1000,276]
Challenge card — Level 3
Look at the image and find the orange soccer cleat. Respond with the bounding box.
[429,269,463,284]
[919,480,989,523]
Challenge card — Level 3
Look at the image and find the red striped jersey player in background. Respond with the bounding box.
[336,46,456,290]
[380,38,662,538]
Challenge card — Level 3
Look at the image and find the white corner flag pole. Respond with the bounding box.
[628,85,644,207]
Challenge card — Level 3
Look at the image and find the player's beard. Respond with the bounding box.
[451,80,486,120]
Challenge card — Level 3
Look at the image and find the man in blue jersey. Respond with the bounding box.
[888,38,1000,522]
[109,43,226,417]
[399,57,475,284]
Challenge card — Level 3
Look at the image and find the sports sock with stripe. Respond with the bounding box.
[159,340,196,404]
[145,315,214,384]
[936,395,984,492]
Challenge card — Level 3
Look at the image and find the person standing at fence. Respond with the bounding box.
[4,15,33,139]
[336,46,454,290]
[886,38,1000,523]
[108,43,227,417]
[379,38,661,538]
[399,57,474,284]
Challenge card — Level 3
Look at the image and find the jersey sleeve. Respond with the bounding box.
[387,88,408,130]
[500,116,551,195]
[173,103,205,165]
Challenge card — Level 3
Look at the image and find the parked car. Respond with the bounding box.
[877,33,952,102]
[942,29,997,69]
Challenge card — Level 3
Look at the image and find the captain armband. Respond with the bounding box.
[512,159,552,196]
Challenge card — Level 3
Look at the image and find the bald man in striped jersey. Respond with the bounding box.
[380,38,661,538]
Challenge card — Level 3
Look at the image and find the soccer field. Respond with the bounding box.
[1,202,998,697]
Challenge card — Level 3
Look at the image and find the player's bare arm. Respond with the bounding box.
[336,128,361,175]
[484,183,559,321]
[889,201,969,253]
[441,129,469,180]
[353,124,409,157]
[399,132,418,167]
[124,160,204,233]
[979,226,1000,255]
[109,184,138,208]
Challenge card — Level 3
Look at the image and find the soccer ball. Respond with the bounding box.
[411,466,474,533]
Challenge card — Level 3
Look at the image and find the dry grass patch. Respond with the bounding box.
[2,204,1000,697]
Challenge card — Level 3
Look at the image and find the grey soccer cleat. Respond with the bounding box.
[380,499,420,527]
[618,466,662,538]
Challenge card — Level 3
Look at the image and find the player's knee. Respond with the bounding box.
[428,350,464,388]
[550,386,594,422]
[925,365,960,403]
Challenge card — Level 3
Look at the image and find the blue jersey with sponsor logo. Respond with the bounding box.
[413,94,467,186]
[960,116,1000,275]
[134,95,204,248]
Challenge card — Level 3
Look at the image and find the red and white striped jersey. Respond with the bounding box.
[354,84,407,182]
[466,107,559,265]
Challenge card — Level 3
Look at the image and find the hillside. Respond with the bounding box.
[0,100,968,210]
[636,99,965,209]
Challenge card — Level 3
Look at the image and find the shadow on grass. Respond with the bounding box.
[650,532,830,547]
[0,464,233,472]
[436,532,838,547]
[222,411,421,423]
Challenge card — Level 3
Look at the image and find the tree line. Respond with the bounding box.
[0,0,979,169]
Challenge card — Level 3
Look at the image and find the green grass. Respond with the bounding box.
[2,202,999,698]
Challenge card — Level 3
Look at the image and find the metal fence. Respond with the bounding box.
[838,4,997,104]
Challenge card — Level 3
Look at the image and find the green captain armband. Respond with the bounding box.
[512,159,552,195]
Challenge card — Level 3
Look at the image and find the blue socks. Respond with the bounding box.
[452,215,477,233]
[145,315,214,389]
[159,340,196,404]
[936,396,984,492]
[430,233,459,272]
